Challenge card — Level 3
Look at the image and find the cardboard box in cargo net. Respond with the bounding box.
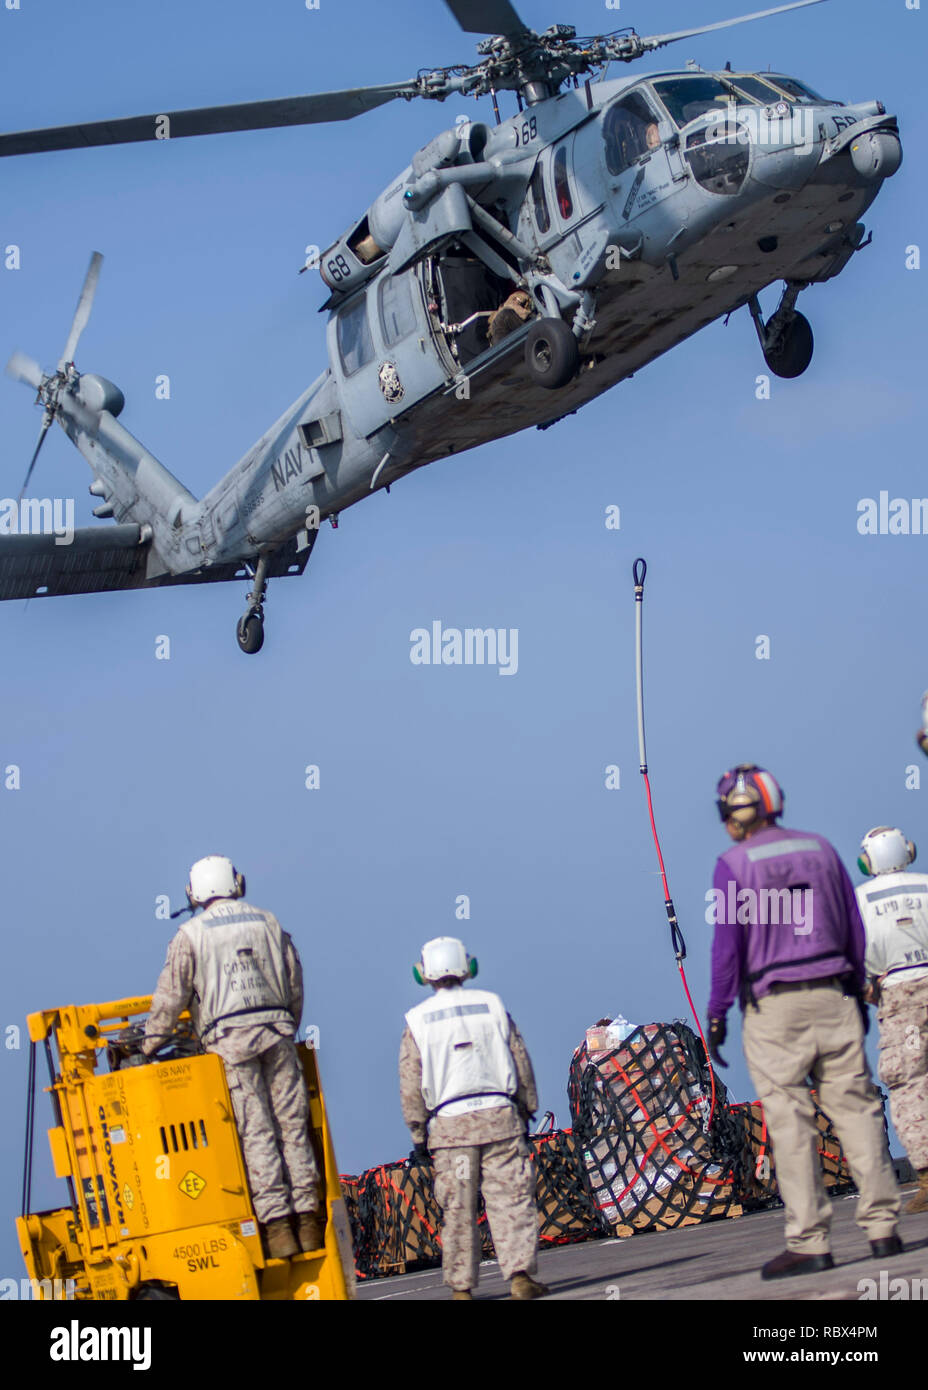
[531,1129,600,1246]
[569,1022,744,1237]
[732,1097,857,1207]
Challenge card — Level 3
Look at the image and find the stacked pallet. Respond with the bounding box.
[568,1022,744,1235]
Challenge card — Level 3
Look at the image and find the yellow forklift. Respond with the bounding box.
[17,996,356,1300]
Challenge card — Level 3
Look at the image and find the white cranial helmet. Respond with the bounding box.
[413,936,478,985]
[186,855,245,907]
[858,827,916,877]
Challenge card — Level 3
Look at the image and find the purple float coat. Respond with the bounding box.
[707,824,866,1019]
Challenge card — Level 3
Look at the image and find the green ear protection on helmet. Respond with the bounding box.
[412,957,479,985]
[858,826,916,877]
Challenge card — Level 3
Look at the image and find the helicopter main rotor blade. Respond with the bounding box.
[443,0,529,36]
[642,0,829,53]
[59,251,102,370]
[0,83,421,159]
[5,351,44,390]
[17,414,54,503]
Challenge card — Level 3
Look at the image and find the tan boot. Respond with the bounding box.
[296,1210,325,1253]
[264,1217,298,1259]
[906,1169,928,1214]
[509,1271,549,1300]
[451,1289,474,1300]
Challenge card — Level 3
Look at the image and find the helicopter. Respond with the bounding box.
[0,0,902,654]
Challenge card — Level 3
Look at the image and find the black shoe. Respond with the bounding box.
[869,1234,903,1258]
[761,1250,834,1281]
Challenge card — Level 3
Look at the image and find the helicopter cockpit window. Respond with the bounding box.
[530,163,550,235]
[553,146,573,220]
[336,295,375,376]
[652,77,735,128]
[767,75,828,105]
[602,91,661,177]
[728,75,789,105]
[380,273,417,347]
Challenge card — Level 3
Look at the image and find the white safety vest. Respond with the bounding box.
[856,872,928,986]
[405,985,518,1119]
[181,901,294,1039]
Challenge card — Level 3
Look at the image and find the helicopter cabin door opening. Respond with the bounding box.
[330,266,446,440]
[428,249,521,371]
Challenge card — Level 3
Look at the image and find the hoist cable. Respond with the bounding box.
[632,557,717,1124]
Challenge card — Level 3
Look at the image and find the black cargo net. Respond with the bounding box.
[531,1129,602,1247]
[351,1158,448,1279]
[568,1022,746,1235]
[339,1023,873,1279]
[733,1093,856,1209]
[345,1130,598,1280]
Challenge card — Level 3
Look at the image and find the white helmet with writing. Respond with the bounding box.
[186,855,245,907]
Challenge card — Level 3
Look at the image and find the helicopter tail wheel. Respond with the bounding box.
[763,311,814,380]
[236,609,265,655]
[525,317,580,390]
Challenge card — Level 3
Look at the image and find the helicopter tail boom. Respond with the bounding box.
[56,386,200,577]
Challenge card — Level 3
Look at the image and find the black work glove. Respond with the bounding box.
[408,1143,430,1167]
[856,993,871,1036]
[708,1016,728,1069]
[516,1100,536,1135]
[843,974,871,1036]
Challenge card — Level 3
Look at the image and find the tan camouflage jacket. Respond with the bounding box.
[399,1015,539,1149]
[143,922,303,1066]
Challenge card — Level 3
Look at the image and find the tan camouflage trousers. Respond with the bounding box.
[431,1136,538,1291]
[742,982,900,1253]
[224,1038,321,1224]
[877,976,928,1171]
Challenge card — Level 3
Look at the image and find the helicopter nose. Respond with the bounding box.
[748,116,823,193]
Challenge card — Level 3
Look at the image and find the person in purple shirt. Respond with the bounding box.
[707,763,901,1280]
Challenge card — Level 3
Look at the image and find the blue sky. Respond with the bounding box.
[0,0,924,1278]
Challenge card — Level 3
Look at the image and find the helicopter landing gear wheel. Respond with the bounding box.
[237,553,269,655]
[525,317,579,390]
[762,310,814,379]
[236,610,265,655]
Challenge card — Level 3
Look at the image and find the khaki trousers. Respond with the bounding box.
[431,1137,538,1290]
[742,982,900,1253]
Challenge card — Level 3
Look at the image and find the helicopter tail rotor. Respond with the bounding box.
[59,251,102,372]
[6,251,104,500]
[16,415,55,504]
[5,350,44,391]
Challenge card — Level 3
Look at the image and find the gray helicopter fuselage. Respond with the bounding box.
[58,66,901,583]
